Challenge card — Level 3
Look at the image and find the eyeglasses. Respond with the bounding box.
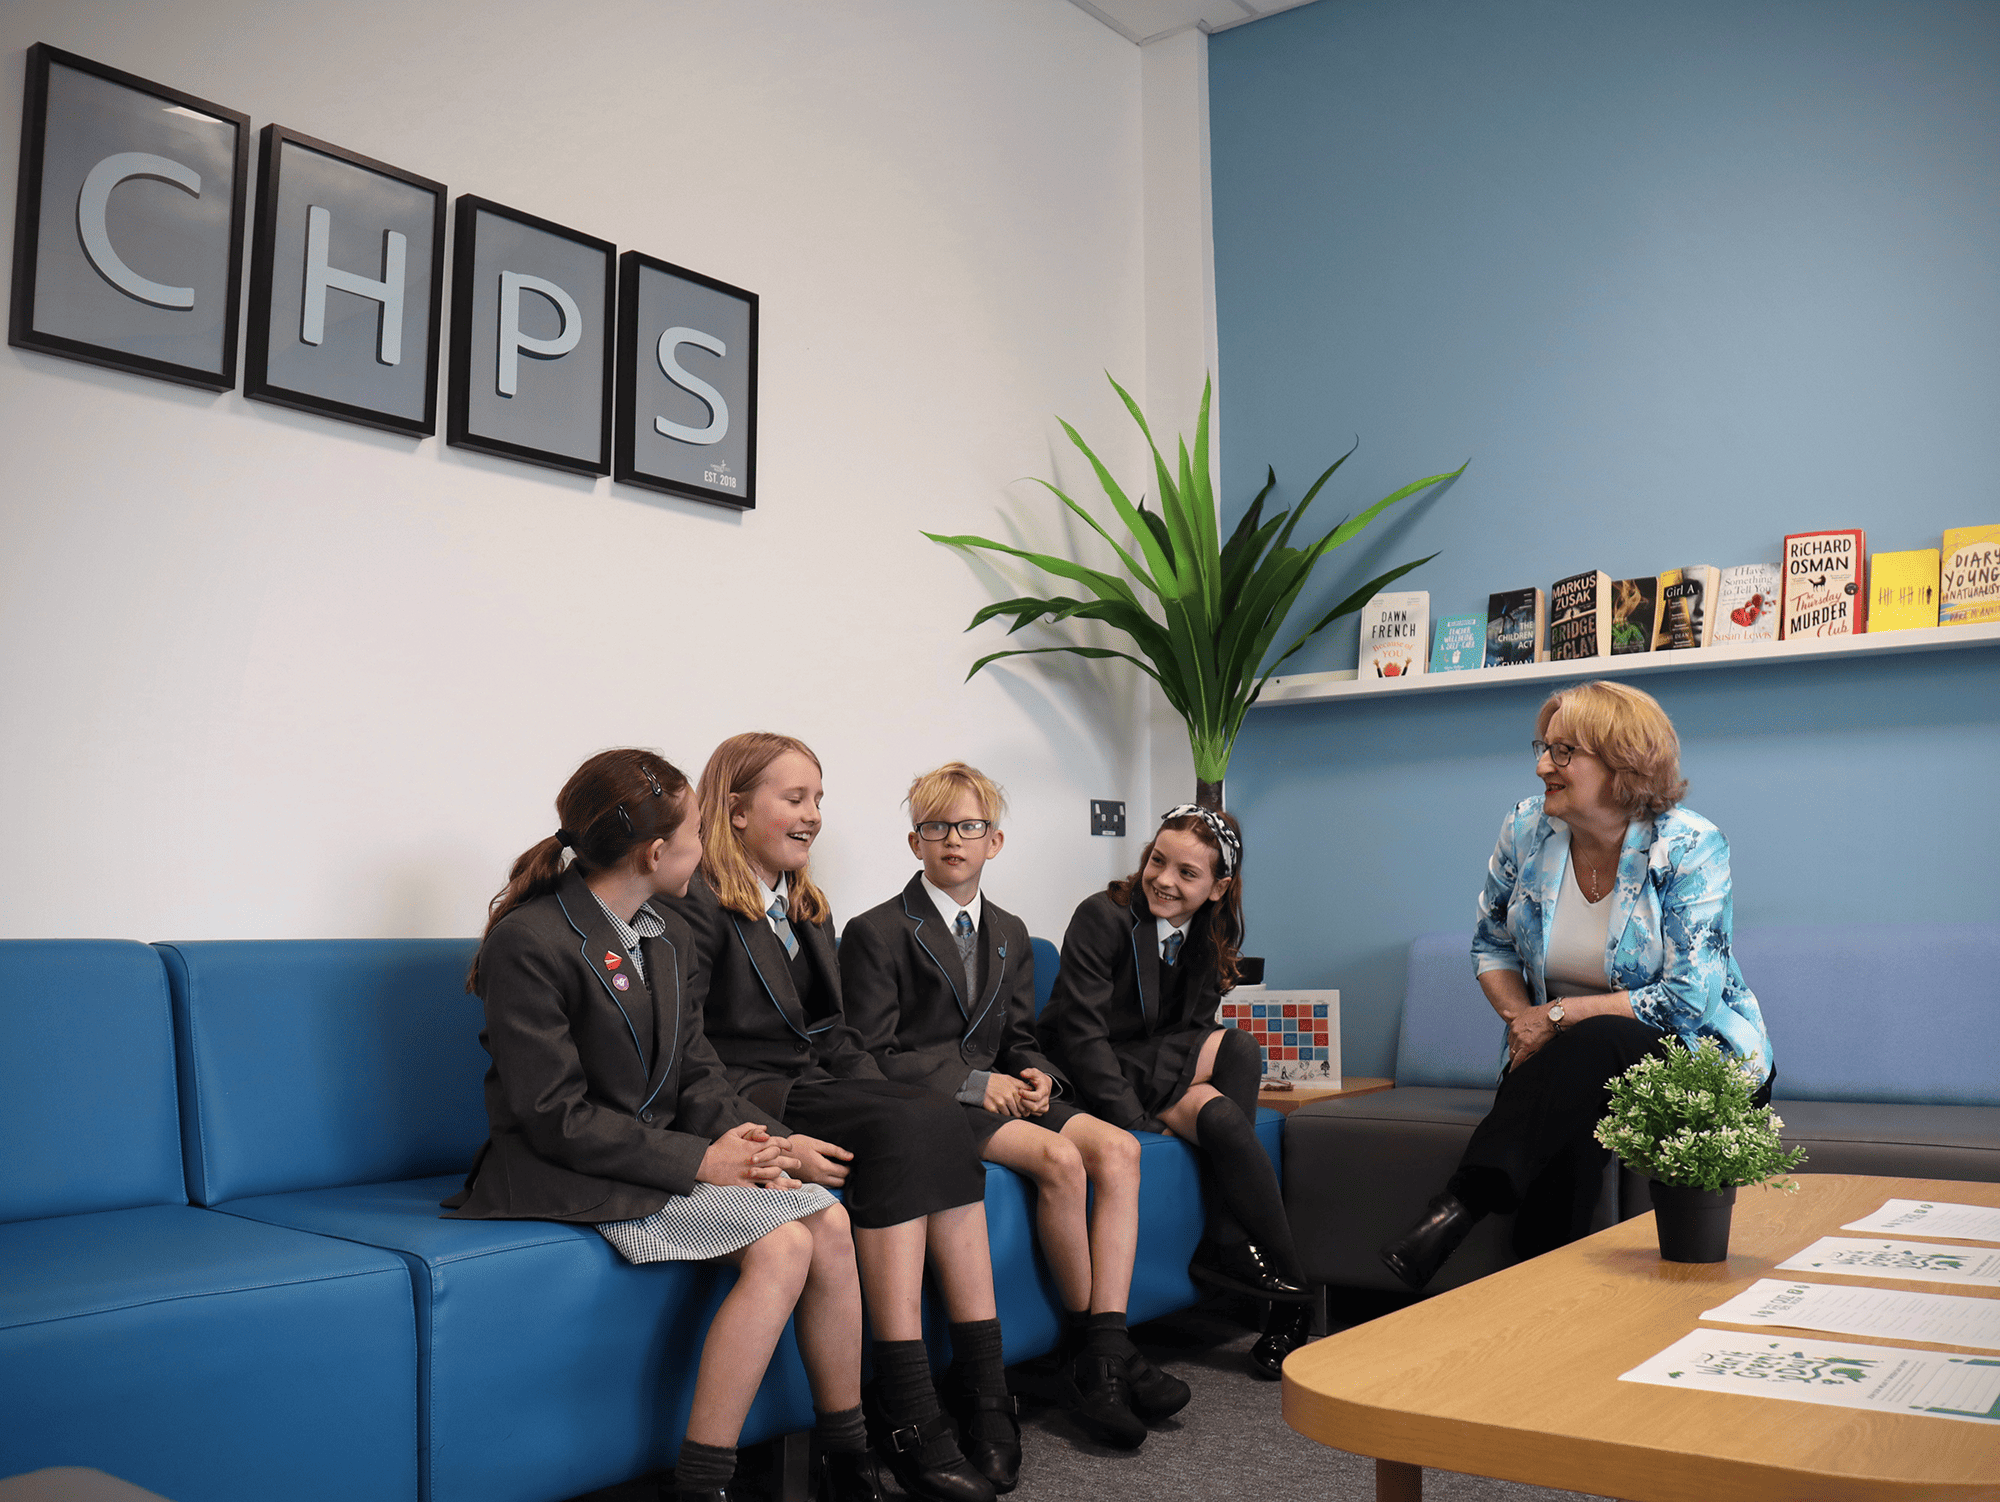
[916,819,992,841]
[1531,739,1586,767]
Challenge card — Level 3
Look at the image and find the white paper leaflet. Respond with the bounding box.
[1777,1237,2000,1288]
[1702,1278,2000,1351]
[1841,1199,2000,1244]
[1620,1330,2000,1425]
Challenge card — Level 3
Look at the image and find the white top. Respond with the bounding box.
[921,875,983,936]
[1155,915,1190,960]
[754,873,791,935]
[1544,854,1612,998]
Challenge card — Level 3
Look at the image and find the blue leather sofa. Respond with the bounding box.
[1283,922,2000,1295]
[2,934,1281,1502]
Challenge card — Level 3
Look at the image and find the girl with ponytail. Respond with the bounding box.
[1039,806,1312,1381]
[447,748,883,1502]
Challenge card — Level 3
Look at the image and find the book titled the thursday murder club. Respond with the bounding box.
[1782,530,1867,638]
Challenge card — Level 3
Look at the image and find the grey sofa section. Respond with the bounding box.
[1286,923,2000,1296]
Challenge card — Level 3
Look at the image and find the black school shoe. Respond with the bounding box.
[818,1447,886,1502]
[1120,1345,1192,1422]
[659,1488,728,1502]
[1065,1352,1148,1448]
[1248,1301,1313,1381]
[939,1368,1022,1494]
[866,1391,996,1502]
[1189,1240,1310,1301]
[1379,1192,1481,1293]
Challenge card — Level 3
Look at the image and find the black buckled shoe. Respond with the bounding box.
[1189,1240,1310,1301]
[1064,1352,1148,1448]
[940,1370,1021,1494]
[878,1409,996,1502]
[1248,1300,1313,1381]
[1120,1346,1191,1423]
[819,1446,886,1502]
[659,1488,728,1502]
[1380,1192,1481,1293]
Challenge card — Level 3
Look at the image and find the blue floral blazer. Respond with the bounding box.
[1470,795,1772,1081]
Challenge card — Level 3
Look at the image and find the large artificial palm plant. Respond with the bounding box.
[926,376,1464,809]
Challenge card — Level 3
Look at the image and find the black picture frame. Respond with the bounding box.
[615,250,759,510]
[9,43,251,391]
[244,124,447,438]
[446,196,615,477]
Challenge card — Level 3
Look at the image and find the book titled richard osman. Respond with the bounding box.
[1782,530,1867,639]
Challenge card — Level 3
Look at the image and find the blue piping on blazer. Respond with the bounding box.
[732,912,839,1041]
[557,886,677,1116]
[902,889,1008,1041]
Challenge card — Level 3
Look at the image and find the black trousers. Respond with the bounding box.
[1451,1016,1774,1259]
[782,1077,986,1229]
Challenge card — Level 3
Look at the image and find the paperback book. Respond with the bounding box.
[1431,614,1482,672]
[1941,525,2000,627]
[1548,570,1611,660]
[1870,550,1940,632]
[1654,565,1720,651]
[1782,529,1867,638]
[1609,577,1656,656]
[1710,564,1780,645]
[1484,588,1546,667]
[1358,591,1429,678]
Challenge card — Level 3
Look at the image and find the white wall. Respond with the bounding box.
[0,0,1215,943]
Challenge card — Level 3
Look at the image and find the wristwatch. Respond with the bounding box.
[1547,1003,1567,1031]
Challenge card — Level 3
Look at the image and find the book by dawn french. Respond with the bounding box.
[1358,591,1429,678]
[1782,530,1867,639]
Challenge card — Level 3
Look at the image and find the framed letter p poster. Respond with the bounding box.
[615,250,757,510]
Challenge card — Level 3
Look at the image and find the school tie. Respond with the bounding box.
[954,910,978,996]
[1162,931,1183,967]
[768,895,799,959]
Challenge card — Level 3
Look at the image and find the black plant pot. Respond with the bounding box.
[1650,1180,1737,1263]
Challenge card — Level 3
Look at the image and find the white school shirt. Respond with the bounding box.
[1156,916,1190,962]
[922,875,992,1104]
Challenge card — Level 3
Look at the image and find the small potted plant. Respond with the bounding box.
[1594,1038,1806,1263]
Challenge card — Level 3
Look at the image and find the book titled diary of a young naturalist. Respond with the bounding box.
[1782,529,1867,638]
[1484,587,1546,667]
[1710,563,1781,645]
[1548,570,1611,660]
[1431,614,1482,672]
[1870,550,1941,632]
[1609,576,1656,656]
[1653,565,1720,651]
[1941,525,2000,627]
[1358,591,1429,678]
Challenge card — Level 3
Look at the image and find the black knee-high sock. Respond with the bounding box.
[1194,1096,1303,1281]
[1207,1025,1264,1116]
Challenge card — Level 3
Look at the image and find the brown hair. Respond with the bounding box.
[1108,808,1247,991]
[1537,680,1687,817]
[906,761,1007,827]
[470,748,691,990]
[697,732,831,926]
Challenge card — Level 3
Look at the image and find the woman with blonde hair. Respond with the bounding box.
[661,734,1006,1502]
[1380,681,1774,1291]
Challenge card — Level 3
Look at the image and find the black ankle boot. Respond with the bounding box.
[819,1447,885,1502]
[866,1390,995,1502]
[1380,1192,1483,1292]
[1189,1240,1309,1301]
[1248,1300,1313,1381]
[940,1367,1021,1493]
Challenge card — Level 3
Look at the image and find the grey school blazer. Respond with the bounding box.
[443,868,781,1224]
[840,873,1065,1102]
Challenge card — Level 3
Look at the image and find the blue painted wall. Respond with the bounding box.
[1209,0,2000,1076]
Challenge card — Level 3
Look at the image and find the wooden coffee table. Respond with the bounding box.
[1282,1174,2000,1502]
[1257,1077,1393,1115]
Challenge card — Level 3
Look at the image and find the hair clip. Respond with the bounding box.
[615,803,635,836]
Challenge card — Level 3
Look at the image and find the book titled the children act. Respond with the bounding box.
[1783,530,1867,638]
[1548,570,1611,660]
[1485,588,1546,667]
[1358,591,1429,678]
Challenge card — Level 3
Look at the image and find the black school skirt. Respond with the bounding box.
[781,1078,986,1228]
[962,1097,1082,1149]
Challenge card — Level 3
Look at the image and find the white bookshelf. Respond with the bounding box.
[1252,621,2000,708]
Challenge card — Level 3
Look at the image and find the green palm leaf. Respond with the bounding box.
[930,375,1464,805]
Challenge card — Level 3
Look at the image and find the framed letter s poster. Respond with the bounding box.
[615,250,757,510]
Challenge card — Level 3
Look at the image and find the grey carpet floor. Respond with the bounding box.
[573,1295,1602,1502]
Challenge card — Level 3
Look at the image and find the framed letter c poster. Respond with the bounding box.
[615,250,757,510]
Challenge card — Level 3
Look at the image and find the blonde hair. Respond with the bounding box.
[697,732,831,925]
[1537,681,1687,817]
[906,761,1007,828]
